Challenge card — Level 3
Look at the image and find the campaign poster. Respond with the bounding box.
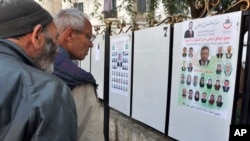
[178,12,241,119]
[110,35,131,96]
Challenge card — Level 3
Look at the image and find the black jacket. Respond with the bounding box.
[0,39,77,141]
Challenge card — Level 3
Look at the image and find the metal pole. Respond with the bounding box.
[103,21,111,141]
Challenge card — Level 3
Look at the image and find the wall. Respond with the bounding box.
[98,101,175,141]
[35,0,62,16]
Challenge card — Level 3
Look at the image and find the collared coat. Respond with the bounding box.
[0,39,77,141]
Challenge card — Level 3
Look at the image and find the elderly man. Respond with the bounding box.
[53,8,104,141]
[0,1,77,141]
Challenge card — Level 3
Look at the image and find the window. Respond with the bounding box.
[103,0,117,18]
[74,2,84,12]
[137,0,146,13]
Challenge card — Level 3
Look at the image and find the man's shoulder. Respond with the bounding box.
[0,60,71,97]
[72,83,95,92]
[71,83,97,98]
[15,63,68,89]
[33,71,67,87]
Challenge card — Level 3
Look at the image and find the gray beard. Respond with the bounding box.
[43,63,54,73]
[32,30,57,73]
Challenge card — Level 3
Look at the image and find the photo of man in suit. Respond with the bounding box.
[199,46,210,66]
[215,63,222,74]
[223,79,230,92]
[186,74,192,85]
[188,89,193,100]
[184,21,194,38]
[224,63,232,76]
[182,47,187,57]
[187,62,193,72]
[188,47,193,58]
[117,53,123,67]
[193,75,198,86]
[201,92,207,103]
[226,46,233,59]
[216,95,223,107]
[216,46,223,58]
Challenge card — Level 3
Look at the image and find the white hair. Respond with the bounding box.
[54,8,90,33]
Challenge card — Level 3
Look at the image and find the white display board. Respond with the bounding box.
[79,51,90,72]
[109,32,133,116]
[132,25,170,133]
[91,34,105,99]
[168,11,242,141]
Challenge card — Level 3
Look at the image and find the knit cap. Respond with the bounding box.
[0,1,53,38]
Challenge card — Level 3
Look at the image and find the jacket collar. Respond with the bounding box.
[0,39,37,68]
[58,46,70,58]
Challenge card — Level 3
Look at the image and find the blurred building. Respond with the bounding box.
[34,0,167,31]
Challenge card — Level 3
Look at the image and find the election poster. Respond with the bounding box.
[169,11,242,141]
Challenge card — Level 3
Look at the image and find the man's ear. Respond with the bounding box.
[63,27,74,41]
[31,24,43,49]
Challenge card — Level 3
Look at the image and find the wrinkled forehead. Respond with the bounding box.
[83,19,93,34]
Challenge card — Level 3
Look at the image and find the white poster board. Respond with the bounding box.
[132,25,170,133]
[91,34,105,99]
[79,50,91,72]
[109,32,133,116]
[168,11,242,141]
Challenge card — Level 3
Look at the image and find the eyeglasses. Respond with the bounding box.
[85,33,96,41]
[74,29,95,41]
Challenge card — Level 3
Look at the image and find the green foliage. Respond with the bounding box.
[148,0,159,12]
[213,0,236,12]
[90,0,103,21]
[117,0,137,16]
[162,0,190,15]
[90,0,236,24]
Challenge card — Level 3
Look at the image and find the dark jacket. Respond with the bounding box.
[53,47,103,141]
[0,39,77,141]
[184,29,194,38]
[199,60,210,66]
[53,47,97,90]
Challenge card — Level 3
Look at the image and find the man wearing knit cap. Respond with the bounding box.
[0,1,77,141]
